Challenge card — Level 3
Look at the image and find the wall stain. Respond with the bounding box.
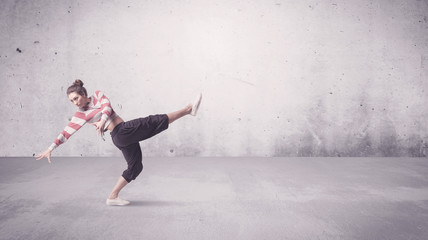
[406,134,427,157]
[235,78,256,87]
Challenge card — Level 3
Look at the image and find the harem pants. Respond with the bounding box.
[110,114,169,183]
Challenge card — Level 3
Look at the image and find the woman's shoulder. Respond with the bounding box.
[93,90,105,98]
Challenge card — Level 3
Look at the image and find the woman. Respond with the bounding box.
[35,79,202,206]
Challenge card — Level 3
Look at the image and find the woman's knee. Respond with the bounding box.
[134,162,143,176]
[130,162,143,180]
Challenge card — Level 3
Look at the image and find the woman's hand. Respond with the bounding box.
[95,120,106,138]
[35,149,52,163]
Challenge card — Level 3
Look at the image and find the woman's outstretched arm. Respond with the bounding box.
[35,111,87,163]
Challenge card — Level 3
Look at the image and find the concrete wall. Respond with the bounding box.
[1,0,427,157]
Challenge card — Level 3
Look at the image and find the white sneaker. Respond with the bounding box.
[191,93,202,116]
[106,197,130,206]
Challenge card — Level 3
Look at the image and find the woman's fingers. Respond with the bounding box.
[35,150,52,163]
[35,152,46,160]
[96,125,104,137]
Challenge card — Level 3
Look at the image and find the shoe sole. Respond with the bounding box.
[106,203,130,206]
[191,93,202,116]
[106,200,130,206]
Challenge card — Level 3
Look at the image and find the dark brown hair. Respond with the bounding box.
[67,79,87,97]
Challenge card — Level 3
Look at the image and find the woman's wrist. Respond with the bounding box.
[48,143,57,152]
[101,114,108,122]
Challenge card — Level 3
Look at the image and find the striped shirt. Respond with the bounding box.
[48,90,117,151]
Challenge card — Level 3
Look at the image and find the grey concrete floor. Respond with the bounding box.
[1,157,428,240]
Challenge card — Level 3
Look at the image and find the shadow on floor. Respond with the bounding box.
[128,200,188,207]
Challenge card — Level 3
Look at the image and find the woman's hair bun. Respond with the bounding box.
[66,79,87,96]
[74,79,84,87]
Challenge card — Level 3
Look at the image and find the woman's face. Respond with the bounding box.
[68,92,88,108]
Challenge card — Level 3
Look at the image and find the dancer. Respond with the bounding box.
[35,79,202,206]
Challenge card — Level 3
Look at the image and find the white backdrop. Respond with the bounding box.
[1,0,427,157]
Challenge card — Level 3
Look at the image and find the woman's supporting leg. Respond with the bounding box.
[108,176,128,199]
[107,143,142,205]
[167,104,192,124]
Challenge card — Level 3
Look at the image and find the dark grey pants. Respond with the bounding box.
[110,114,169,183]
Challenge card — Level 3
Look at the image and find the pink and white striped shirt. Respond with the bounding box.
[48,90,117,151]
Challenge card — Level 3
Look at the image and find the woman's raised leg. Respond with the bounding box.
[167,104,192,124]
[168,93,202,124]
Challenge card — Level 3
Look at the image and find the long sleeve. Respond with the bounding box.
[95,90,113,121]
[48,111,87,151]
